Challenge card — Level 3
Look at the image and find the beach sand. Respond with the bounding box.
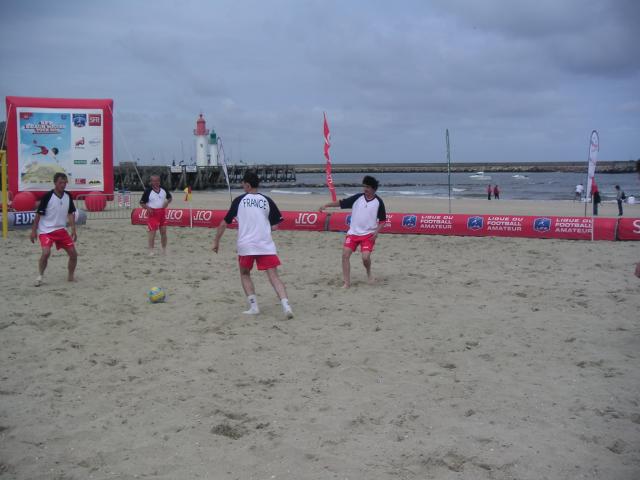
[1,194,639,479]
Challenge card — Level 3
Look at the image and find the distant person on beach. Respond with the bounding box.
[487,184,492,200]
[615,185,625,216]
[319,175,386,288]
[212,171,294,319]
[29,172,78,286]
[493,185,500,200]
[140,174,172,255]
[591,182,601,216]
[575,183,584,201]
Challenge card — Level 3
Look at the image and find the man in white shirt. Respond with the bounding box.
[320,175,386,288]
[574,183,584,201]
[213,171,293,318]
[139,175,172,255]
[29,173,78,286]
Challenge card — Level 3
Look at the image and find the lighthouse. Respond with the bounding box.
[193,113,210,167]
[208,129,219,167]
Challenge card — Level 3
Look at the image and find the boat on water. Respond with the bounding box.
[512,174,528,179]
[469,171,492,180]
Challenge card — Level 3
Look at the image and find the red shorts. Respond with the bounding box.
[39,229,75,251]
[238,254,281,271]
[147,208,167,231]
[343,233,376,252]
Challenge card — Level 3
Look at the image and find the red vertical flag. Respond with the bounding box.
[323,112,337,201]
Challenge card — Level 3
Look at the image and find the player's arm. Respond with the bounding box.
[214,196,241,253]
[267,197,283,231]
[164,190,172,208]
[212,222,226,253]
[68,195,77,241]
[372,198,387,237]
[139,188,152,211]
[322,193,360,212]
[319,200,340,211]
[30,193,49,243]
[67,212,77,241]
[29,213,41,243]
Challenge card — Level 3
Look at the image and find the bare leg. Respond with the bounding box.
[159,226,168,254]
[240,267,255,296]
[265,268,293,318]
[36,248,52,286]
[265,267,288,299]
[362,251,375,284]
[66,247,78,282]
[342,248,353,288]
[147,230,157,254]
[239,267,259,314]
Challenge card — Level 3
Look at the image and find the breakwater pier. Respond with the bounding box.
[114,163,296,191]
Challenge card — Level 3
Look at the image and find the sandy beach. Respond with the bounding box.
[1,193,639,479]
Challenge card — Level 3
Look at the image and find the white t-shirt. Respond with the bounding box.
[224,193,283,255]
[36,190,77,234]
[140,186,172,209]
[576,184,584,194]
[340,193,386,236]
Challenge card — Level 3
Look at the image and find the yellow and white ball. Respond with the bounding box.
[148,287,166,303]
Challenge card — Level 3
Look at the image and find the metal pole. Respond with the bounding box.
[1,150,8,239]
[447,130,451,213]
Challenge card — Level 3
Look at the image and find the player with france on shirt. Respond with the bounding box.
[213,171,293,319]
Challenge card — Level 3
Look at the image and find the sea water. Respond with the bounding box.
[275,171,638,201]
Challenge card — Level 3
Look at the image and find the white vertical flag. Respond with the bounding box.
[217,137,232,202]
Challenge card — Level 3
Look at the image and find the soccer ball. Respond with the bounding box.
[148,287,166,303]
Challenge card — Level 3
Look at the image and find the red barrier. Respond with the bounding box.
[617,218,640,240]
[329,212,619,241]
[131,209,633,241]
[131,208,226,228]
[279,211,327,231]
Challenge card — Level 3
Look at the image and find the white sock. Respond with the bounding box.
[281,298,290,310]
[281,298,293,318]
[244,294,259,314]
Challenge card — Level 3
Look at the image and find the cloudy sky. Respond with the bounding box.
[1,0,639,165]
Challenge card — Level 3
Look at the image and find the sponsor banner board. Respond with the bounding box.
[279,211,326,231]
[131,208,225,228]
[617,218,640,240]
[130,209,627,241]
[6,96,113,196]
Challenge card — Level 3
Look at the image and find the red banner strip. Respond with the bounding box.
[131,208,636,241]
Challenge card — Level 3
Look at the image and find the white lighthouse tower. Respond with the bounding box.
[193,113,210,167]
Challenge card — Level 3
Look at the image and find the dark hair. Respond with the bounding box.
[53,172,68,182]
[242,171,260,188]
[362,175,379,190]
[615,184,620,189]
[51,147,59,155]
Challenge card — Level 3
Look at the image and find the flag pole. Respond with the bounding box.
[218,137,232,204]
[584,130,599,240]
[584,130,598,217]
[323,112,337,201]
[1,150,8,239]
[446,129,451,214]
